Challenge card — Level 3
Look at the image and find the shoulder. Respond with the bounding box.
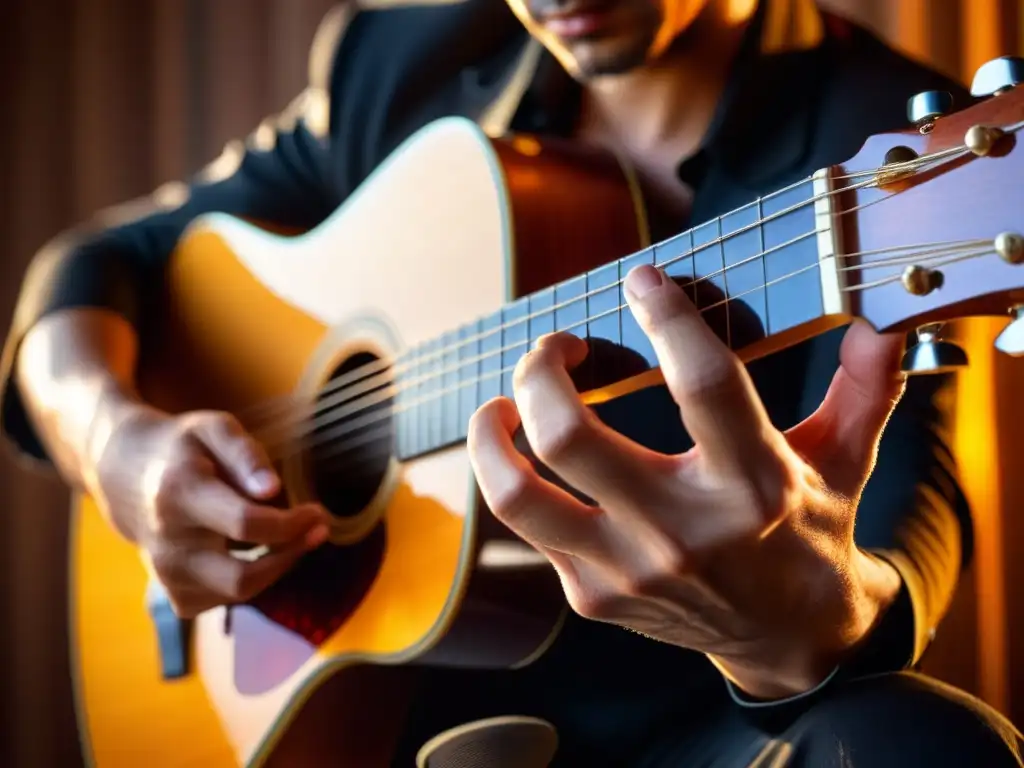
[308,0,527,93]
[299,0,532,193]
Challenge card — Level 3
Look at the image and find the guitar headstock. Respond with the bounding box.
[835,55,1024,372]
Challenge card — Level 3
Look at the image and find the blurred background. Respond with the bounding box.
[0,0,1022,765]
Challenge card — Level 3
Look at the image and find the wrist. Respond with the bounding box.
[84,379,150,467]
[711,547,902,701]
[82,383,164,542]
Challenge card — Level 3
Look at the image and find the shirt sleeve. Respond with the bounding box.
[0,7,354,466]
[726,328,971,712]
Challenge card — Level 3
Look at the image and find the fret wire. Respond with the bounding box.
[414,352,421,455]
[717,214,731,350]
[432,337,441,448]
[585,266,592,381]
[474,318,481,437]
[758,195,768,335]
[617,255,623,349]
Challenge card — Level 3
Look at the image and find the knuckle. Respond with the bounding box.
[203,410,241,433]
[225,502,262,542]
[486,469,535,522]
[156,460,190,493]
[620,565,677,600]
[651,537,692,579]
[511,349,538,391]
[150,471,189,532]
[621,566,669,600]
[742,459,799,525]
[672,358,742,406]
[619,573,654,599]
[148,545,183,581]
[466,407,486,448]
[532,413,592,465]
[513,345,553,389]
[184,410,243,443]
[234,436,263,465]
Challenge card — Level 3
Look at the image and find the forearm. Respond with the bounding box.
[15,308,145,491]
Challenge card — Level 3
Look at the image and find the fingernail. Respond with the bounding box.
[625,265,664,299]
[304,524,330,549]
[248,469,278,495]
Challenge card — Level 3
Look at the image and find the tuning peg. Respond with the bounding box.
[907,91,954,130]
[901,323,968,374]
[995,306,1024,356]
[971,56,1024,97]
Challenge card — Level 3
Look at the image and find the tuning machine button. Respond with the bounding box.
[907,90,953,132]
[901,323,968,374]
[971,56,1024,98]
[995,305,1024,357]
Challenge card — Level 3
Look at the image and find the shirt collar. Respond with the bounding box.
[508,0,832,186]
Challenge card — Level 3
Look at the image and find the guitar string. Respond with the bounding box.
[259,239,994,464]
[237,136,981,424]
[277,243,997,472]
[246,163,959,447]
[302,233,991,427]
[254,163,994,451]
[335,143,971,380]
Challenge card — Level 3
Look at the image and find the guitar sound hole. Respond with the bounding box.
[307,351,394,519]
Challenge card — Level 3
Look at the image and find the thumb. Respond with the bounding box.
[790,321,907,493]
[188,412,281,500]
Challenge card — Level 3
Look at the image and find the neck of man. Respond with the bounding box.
[578,0,753,172]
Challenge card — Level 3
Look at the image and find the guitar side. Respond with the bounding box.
[69,118,647,767]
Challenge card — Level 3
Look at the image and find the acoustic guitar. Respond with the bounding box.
[71,57,1024,767]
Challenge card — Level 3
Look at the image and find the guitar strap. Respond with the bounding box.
[477,37,545,138]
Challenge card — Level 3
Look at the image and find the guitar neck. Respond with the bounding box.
[389,169,844,460]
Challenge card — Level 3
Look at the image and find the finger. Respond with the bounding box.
[623,265,777,475]
[513,332,674,513]
[184,535,321,604]
[468,396,615,564]
[181,475,331,545]
[189,412,280,499]
[790,320,907,490]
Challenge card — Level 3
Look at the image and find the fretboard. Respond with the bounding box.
[393,173,837,460]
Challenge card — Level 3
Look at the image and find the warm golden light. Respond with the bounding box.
[510,136,543,157]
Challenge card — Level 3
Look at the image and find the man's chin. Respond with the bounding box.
[564,36,651,78]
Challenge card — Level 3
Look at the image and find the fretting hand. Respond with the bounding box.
[467,264,904,699]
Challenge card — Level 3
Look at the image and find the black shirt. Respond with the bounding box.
[0,0,974,763]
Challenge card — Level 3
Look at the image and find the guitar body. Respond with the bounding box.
[70,118,647,767]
